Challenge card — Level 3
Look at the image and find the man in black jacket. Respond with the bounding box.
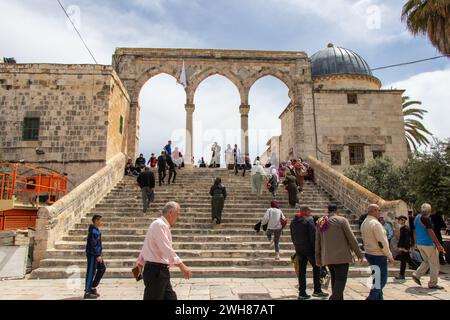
[84,215,106,299]
[431,212,447,265]
[137,167,156,213]
[135,154,146,173]
[290,206,328,300]
[167,155,177,185]
[157,151,167,186]
[395,216,413,280]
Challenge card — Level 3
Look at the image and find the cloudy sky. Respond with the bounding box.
[1,0,448,163]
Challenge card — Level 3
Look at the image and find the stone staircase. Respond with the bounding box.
[31,168,408,279]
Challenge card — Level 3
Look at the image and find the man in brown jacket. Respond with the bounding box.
[315,204,364,300]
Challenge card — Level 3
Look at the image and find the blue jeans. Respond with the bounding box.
[365,254,388,300]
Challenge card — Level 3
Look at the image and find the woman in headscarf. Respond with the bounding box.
[278,161,287,180]
[172,147,183,168]
[225,144,234,170]
[209,177,227,227]
[261,200,286,260]
[294,159,307,192]
[283,171,299,208]
[251,161,267,196]
[267,168,279,200]
[286,160,295,177]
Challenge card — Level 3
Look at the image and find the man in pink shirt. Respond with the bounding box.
[137,201,192,300]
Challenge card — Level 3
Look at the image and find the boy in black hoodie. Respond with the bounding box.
[84,215,106,299]
[290,206,328,300]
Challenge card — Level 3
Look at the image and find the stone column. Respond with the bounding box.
[240,104,250,156]
[185,103,195,167]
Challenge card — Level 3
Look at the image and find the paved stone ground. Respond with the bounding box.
[1,269,449,300]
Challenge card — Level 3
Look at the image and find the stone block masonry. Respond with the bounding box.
[32,152,126,269]
[0,64,130,189]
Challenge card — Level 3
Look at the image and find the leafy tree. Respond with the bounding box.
[403,96,432,152]
[345,139,450,214]
[402,0,450,55]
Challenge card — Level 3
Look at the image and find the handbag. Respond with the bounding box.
[254,220,268,232]
[132,266,143,282]
[254,221,262,233]
[280,215,287,228]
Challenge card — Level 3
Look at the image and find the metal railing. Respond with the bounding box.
[0,163,67,207]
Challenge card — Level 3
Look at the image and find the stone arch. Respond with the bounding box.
[134,65,184,103]
[246,68,297,103]
[190,68,246,104]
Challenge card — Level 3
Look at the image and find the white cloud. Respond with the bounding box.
[387,65,450,141]
[279,0,411,45]
[0,0,204,64]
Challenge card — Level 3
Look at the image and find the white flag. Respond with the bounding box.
[177,60,187,89]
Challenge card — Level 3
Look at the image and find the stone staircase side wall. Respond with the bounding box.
[32,152,126,269]
[307,156,408,222]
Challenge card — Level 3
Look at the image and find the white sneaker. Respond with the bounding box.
[275,253,280,261]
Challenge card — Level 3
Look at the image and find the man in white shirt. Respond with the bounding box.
[361,204,394,300]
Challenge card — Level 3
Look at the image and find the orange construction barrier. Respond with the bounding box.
[0,163,68,230]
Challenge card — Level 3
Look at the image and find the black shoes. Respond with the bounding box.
[395,275,405,280]
[83,292,98,300]
[91,288,100,297]
[297,293,311,300]
[412,274,421,286]
[312,291,329,298]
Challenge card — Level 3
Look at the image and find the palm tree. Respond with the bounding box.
[401,0,450,55]
[403,96,432,152]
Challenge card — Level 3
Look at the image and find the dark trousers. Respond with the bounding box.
[141,187,154,212]
[365,254,388,300]
[168,168,177,183]
[85,255,106,293]
[328,263,349,300]
[267,229,282,253]
[158,169,166,185]
[297,253,321,295]
[143,263,177,300]
[398,251,413,276]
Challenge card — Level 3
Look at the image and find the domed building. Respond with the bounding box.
[278,44,407,170]
[311,43,381,90]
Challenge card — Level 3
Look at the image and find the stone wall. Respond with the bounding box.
[32,152,126,269]
[313,89,408,171]
[308,156,408,222]
[0,64,130,189]
[106,72,130,161]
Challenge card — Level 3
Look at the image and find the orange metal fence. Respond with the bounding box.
[0,163,67,207]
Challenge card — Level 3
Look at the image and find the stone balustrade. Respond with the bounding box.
[32,153,126,269]
[307,156,408,221]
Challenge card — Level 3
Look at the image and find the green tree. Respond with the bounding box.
[403,96,432,152]
[403,138,450,213]
[402,0,450,55]
[345,158,408,201]
[345,139,450,214]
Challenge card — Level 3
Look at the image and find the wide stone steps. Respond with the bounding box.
[37,257,402,269]
[30,266,412,279]
[31,173,368,279]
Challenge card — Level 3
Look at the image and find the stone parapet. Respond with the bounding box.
[307,156,408,221]
[32,153,126,269]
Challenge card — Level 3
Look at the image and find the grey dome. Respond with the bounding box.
[311,43,373,78]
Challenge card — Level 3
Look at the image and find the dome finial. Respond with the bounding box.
[327,43,334,48]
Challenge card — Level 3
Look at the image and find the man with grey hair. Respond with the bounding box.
[136,202,192,300]
[412,203,446,290]
[361,204,394,300]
